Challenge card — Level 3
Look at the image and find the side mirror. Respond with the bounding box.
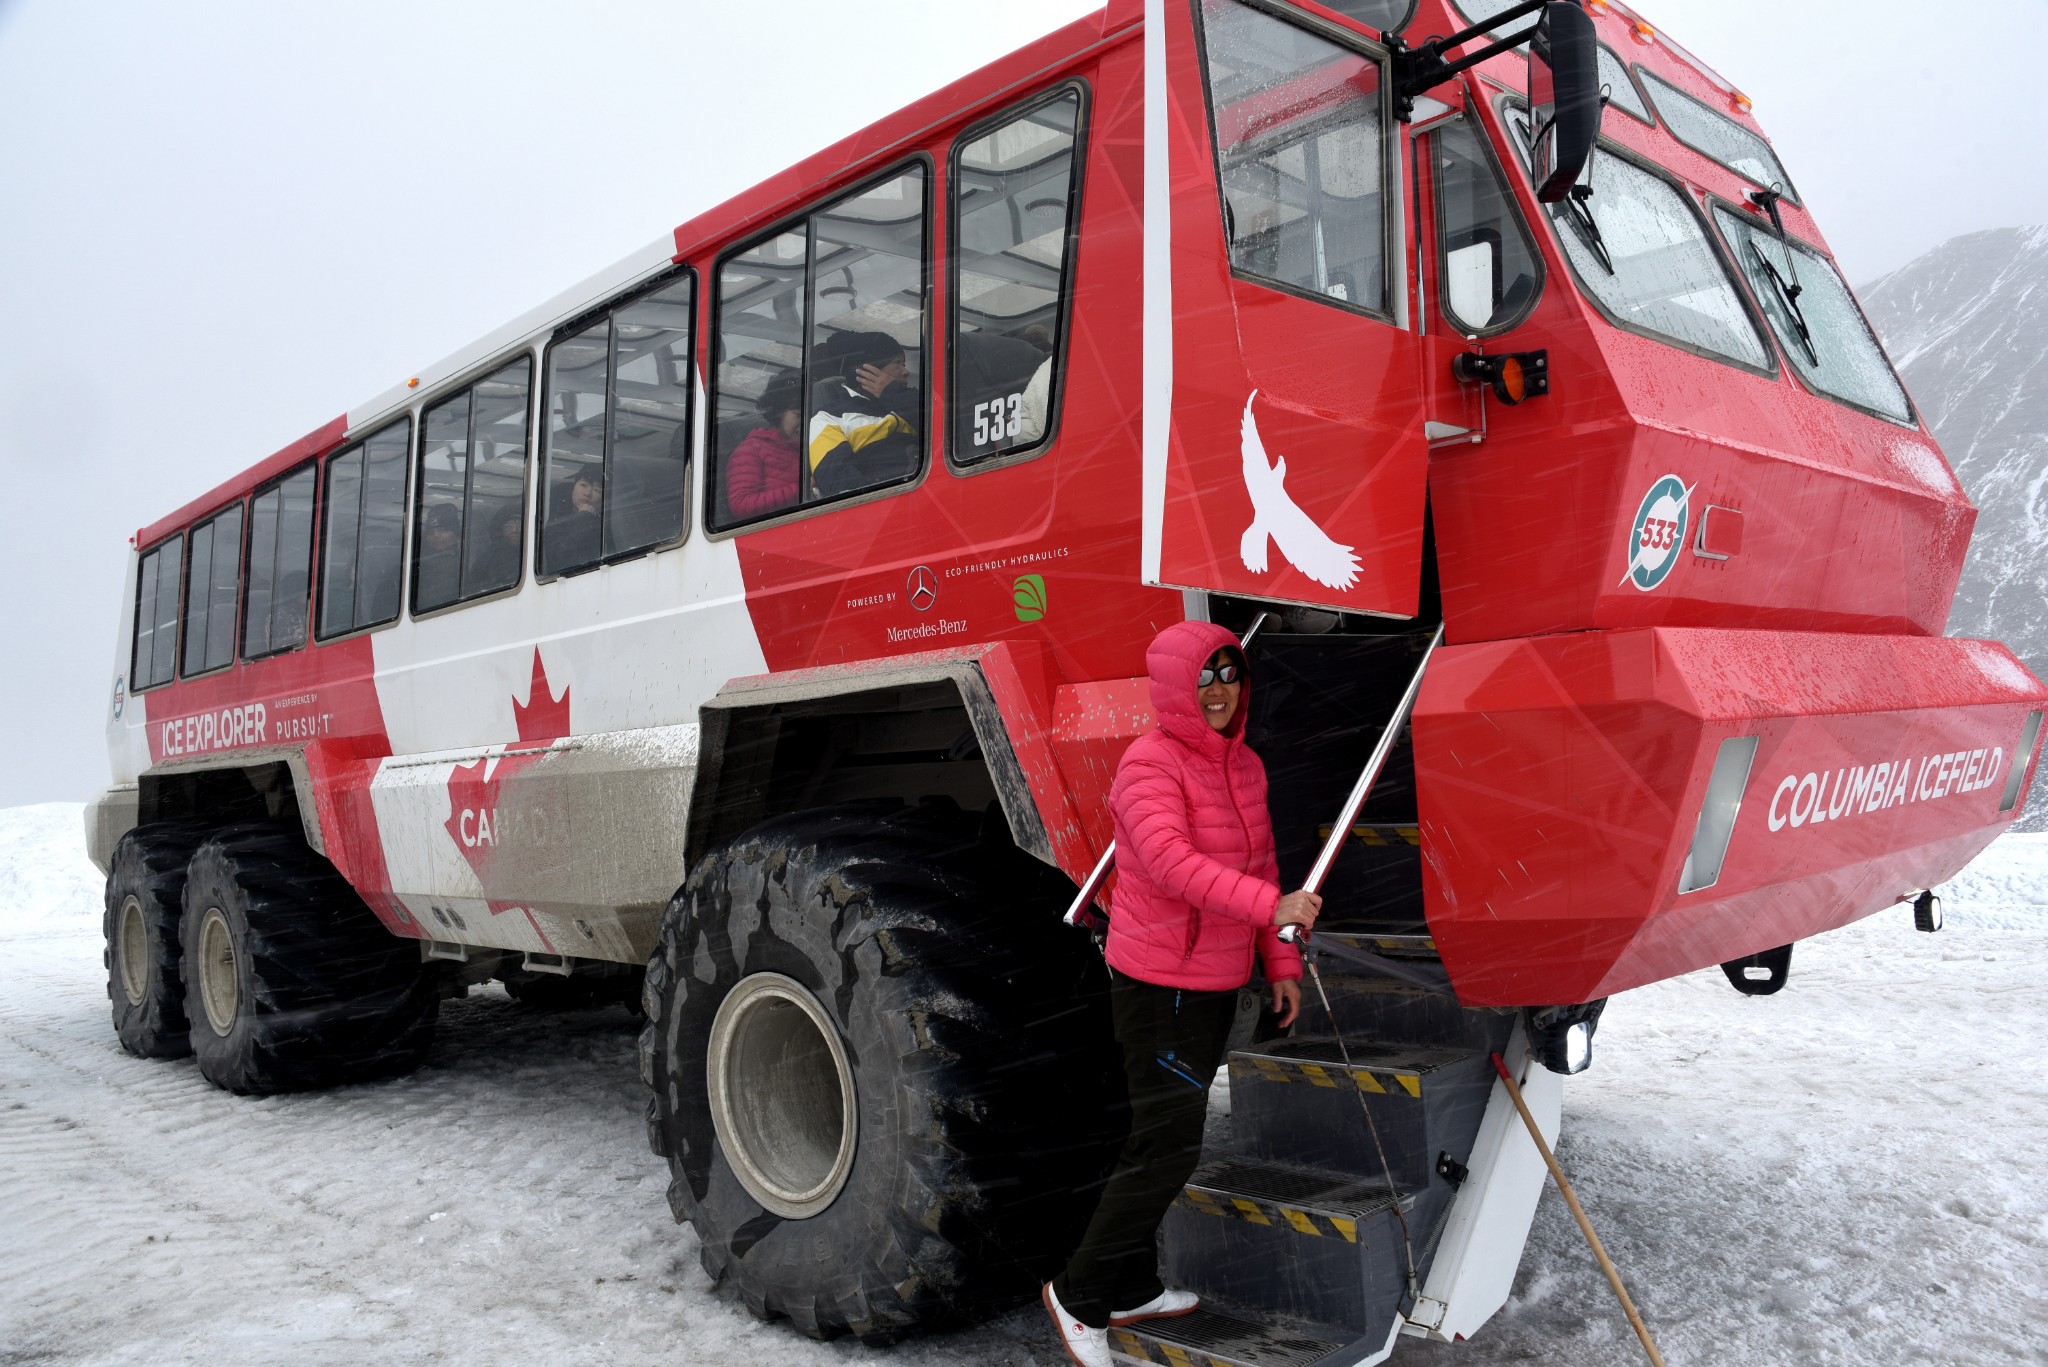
[1527,1,1601,202]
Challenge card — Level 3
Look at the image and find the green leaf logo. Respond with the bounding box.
[1012,573,1048,623]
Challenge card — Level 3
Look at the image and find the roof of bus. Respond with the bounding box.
[135,0,1137,550]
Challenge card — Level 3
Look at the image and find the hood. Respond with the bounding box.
[1147,620,1248,755]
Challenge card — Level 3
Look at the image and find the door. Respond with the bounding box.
[1144,0,1429,617]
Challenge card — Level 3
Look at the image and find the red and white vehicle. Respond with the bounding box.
[90,0,2045,1360]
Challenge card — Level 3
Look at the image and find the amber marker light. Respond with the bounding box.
[1731,89,1754,113]
[1631,19,1655,43]
[1497,356,1528,404]
[407,377,420,389]
[1586,0,1609,12]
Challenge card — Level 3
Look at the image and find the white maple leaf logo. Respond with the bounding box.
[1237,391,1361,591]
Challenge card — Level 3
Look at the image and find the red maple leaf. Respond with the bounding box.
[442,648,571,948]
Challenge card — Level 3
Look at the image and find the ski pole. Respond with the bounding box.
[1489,1052,1667,1367]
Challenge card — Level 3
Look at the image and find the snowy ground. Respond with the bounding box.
[2,803,2043,1367]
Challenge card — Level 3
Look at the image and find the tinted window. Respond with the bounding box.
[540,276,693,575]
[1598,46,1653,124]
[1322,1,1415,34]
[951,91,1083,464]
[318,422,410,638]
[1509,109,1770,371]
[415,357,533,612]
[1714,207,1912,423]
[1637,69,1796,204]
[1200,0,1388,315]
[1434,118,1542,335]
[131,534,183,691]
[710,169,928,530]
[181,505,243,676]
[243,467,316,658]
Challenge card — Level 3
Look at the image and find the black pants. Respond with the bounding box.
[1053,968,1239,1327]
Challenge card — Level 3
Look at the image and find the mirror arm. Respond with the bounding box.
[1388,2,1554,120]
[1395,26,1540,114]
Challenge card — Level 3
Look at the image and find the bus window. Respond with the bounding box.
[1638,68,1797,205]
[181,503,244,677]
[1434,118,1542,337]
[539,275,693,576]
[949,88,1084,466]
[710,166,927,530]
[1321,0,1415,32]
[1506,105,1772,373]
[414,356,533,613]
[1199,0,1391,318]
[318,421,411,638]
[131,534,183,691]
[243,466,316,658]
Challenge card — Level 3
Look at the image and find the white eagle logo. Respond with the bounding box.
[1237,391,1361,591]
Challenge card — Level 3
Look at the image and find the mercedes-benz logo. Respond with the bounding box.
[907,564,938,613]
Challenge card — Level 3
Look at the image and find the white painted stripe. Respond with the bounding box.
[1140,0,1172,587]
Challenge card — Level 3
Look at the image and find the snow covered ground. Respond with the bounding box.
[2,803,2043,1367]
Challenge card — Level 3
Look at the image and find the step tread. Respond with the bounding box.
[1233,1035,1471,1077]
[1110,1306,1343,1367]
[1184,1158,1400,1222]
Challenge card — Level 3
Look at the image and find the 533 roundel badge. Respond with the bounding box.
[1621,473,1694,592]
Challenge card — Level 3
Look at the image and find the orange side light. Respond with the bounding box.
[1498,356,1528,404]
[1587,0,1609,11]
[407,377,420,389]
[1631,19,1655,43]
[1731,89,1754,113]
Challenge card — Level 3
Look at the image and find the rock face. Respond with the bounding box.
[1861,226,2048,828]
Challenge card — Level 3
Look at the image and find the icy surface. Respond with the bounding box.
[3,804,2044,1365]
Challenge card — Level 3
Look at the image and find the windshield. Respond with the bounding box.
[1714,206,1913,424]
[1637,69,1797,204]
[1507,105,1771,371]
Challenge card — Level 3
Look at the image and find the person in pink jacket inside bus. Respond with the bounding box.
[1044,620,1320,1367]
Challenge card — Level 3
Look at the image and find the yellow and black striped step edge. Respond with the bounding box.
[1229,1052,1426,1099]
[1172,1159,1400,1245]
[1316,822,1422,847]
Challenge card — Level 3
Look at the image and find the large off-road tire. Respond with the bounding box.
[103,821,210,1058]
[641,799,1119,1343]
[180,823,438,1095]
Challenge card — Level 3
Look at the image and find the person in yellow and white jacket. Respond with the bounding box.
[808,330,922,498]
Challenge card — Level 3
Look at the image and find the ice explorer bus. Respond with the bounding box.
[88,0,2046,1361]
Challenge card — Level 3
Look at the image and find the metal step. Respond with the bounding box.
[1176,1158,1402,1243]
[1109,1305,1342,1367]
[1231,1036,1472,1099]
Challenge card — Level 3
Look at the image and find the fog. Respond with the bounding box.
[3,0,2043,805]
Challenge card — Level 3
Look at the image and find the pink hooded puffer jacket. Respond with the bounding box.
[1103,620,1302,992]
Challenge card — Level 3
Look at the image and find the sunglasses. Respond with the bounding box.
[1197,661,1241,687]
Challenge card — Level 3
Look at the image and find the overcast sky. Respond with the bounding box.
[4,0,2045,806]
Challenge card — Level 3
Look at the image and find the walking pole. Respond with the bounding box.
[1489,1053,1667,1367]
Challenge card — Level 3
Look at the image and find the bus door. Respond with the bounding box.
[1144,0,1429,618]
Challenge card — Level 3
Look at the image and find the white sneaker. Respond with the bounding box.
[1109,1288,1200,1326]
[1042,1282,1110,1367]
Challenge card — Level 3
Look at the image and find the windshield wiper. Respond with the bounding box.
[1747,187,1817,365]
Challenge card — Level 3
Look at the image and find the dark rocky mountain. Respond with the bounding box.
[1862,226,2048,828]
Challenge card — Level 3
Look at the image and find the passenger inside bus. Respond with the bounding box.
[415,504,463,610]
[548,464,603,571]
[476,503,524,591]
[808,331,921,499]
[725,370,803,520]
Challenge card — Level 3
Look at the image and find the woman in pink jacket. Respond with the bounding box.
[1044,620,1320,1367]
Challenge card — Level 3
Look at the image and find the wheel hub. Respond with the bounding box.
[705,972,858,1219]
[116,895,149,1007]
[196,907,239,1036]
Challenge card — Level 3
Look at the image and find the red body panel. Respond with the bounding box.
[1415,629,2047,1005]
